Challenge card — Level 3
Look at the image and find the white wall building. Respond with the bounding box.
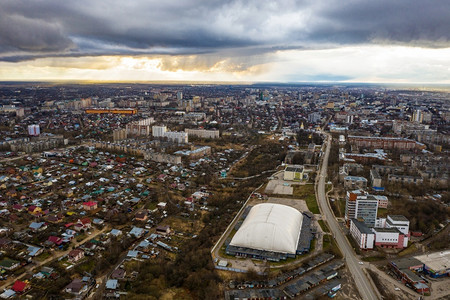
[386,215,409,247]
[28,124,40,136]
[185,128,219,139]
[152,125,167,137]
[351,214,410,250]
[350,219,375,250]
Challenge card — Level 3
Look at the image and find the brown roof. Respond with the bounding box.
[111,268,126,279]
[68,249,83,258]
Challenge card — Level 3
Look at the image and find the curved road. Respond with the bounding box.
[317,133,379,300]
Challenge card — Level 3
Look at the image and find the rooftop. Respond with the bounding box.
[388,215,409,222]
[351,219,373,234]
[229,203,303,254]
[415,251,450,272]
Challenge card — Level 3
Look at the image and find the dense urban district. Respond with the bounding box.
[0,82,448,300]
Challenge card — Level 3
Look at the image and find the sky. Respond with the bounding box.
[0,0,449,83]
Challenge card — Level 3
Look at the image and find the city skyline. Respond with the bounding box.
[1,0,449,83]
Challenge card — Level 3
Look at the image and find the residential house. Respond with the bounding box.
[29,222,47,232]
[0,258,20,270]
[74,218,91,232]
[68,249,85,263]
[46,236,63,247]
[0,238,12,249]
[156,225,171,236]
[11,204,24,212]
[64,278,88,295]
[129,227,144,238]
[135,211,148,222]
[111,268,126,280]
[27,245,43,257]
[46,214,63,224]
[12,280,30,294]
[110,229,122,237]
[82,201,98,211]
[106,279,119,290]
[27,205,42,215]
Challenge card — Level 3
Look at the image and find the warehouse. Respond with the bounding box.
[226,203,313,261]
[415,251,450,278]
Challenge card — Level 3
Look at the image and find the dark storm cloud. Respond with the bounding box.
[0,0,449,62]
[312,1,450,46]
[0,8,74,53]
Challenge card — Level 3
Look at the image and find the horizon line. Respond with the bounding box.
[0,79,450,87]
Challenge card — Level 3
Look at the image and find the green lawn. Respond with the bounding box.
[76,233,87,242]
[362,255,386,262]
[35,251,51,262]
[346,234,362,255]
[293,185,320,214]
[318,220,330,232]
[75,258,96,273]
[322,235,342,257]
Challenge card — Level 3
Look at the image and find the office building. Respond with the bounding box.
[350,219,375,250]
[345,191,378,227]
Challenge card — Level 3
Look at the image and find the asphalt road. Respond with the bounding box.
[316,133,379,300]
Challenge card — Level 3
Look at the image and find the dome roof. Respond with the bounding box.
[230,203,303,254]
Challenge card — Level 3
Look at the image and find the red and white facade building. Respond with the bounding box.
[372,227,406,249]
[350,215,410,250]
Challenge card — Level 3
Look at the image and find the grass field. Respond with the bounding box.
[398,243,419,257]
[322,235,342,257]
[293,184,320,214]
[361,255,386,262]
[318,220,330,232]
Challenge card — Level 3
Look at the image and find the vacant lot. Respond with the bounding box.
[293,184,320,214]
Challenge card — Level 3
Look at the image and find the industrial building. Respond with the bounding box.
[389,251,449,295]
[84,108,138,115]
[389,257,430,294]
[414,251,450,278]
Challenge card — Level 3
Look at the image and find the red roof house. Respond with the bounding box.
[12,280,29,293]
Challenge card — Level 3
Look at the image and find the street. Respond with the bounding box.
[316,133,379,300]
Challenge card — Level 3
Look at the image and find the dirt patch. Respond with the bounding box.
[338,267,362,300]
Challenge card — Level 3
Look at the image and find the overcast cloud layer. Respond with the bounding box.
[0,0,449,82]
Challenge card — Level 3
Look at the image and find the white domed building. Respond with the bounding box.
[226,203,314,262]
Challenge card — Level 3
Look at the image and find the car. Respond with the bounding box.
[358,261,364,265]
